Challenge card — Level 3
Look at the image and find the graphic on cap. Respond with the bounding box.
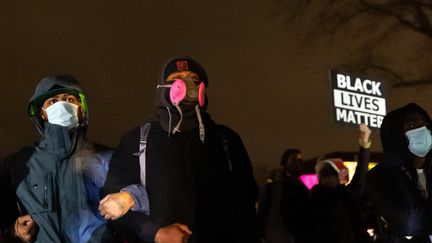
[176,61,189,71]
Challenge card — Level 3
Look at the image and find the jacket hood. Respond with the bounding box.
[380,103,432,174]
[28,75,88,134]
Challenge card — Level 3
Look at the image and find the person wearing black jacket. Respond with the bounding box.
[311,124,373,243]
[100,56,259,243]
[256,149,308,243]
[366,103,432,242]
[0,75,116,243]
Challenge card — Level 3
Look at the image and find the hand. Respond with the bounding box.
[359,123,372,144]
[99,192,136,220]
[155,223,192,243]
[14,215,36,243]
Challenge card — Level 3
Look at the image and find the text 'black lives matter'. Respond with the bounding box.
[330,70,386,128]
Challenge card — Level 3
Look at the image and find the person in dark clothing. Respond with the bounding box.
[311,124,373,243]
[0,75,117,243]
[366,103,432,242]
[257,148,311,243]
[266,149,304,183]
[100,56,259,243]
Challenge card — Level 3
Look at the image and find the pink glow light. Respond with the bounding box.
[299,174,319,190]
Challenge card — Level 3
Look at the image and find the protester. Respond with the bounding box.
[100,56,259,243]
[257,148,311,243]
[0,75,117,242]
[366,103,432,242]
[267,149,304,183]
[311,123,373,243]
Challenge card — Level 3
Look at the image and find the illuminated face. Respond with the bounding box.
[40,93,82,120]
[166,71,201,104]
[402,109,432,160]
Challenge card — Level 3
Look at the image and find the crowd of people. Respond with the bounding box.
[1,56,432,243]
[258,125,373,243]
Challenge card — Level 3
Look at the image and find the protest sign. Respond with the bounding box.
[330,70,386,128]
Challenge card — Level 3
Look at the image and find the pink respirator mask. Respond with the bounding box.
[158,79,206,107]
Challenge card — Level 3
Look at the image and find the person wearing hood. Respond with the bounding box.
[311,124,373,243]
[366,103,432,242]
[0,75,117,242]
[99,56,259,243]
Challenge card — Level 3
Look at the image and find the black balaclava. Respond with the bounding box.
[380,103,432,183]
[153,56,208,141]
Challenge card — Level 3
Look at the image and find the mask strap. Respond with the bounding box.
[165,107,172,137]
[195,104,205,142]
[173,105,183,134]
[157,84,172,88]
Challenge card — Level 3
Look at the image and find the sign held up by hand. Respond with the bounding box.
[330,70,386,128]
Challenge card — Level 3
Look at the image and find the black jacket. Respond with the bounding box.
[102,114,259,243]
[310,147,372,243]
[366,103,432,242]
[257,174,308,243]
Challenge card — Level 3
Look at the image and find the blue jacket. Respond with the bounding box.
[1,123,114,243]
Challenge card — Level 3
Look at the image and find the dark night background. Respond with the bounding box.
[1,1,431,183]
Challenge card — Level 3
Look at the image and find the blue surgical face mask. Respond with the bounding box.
[43,101,79,129]
[405,126,432,157]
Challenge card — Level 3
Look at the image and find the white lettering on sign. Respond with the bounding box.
[331,71,386,128]
[336,108,384,128]
[333,90,386,116]
[336,74,382,96]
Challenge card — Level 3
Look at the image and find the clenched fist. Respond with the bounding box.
[155,223,192,243]
[14,215,37,243]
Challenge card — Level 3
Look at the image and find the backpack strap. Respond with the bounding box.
[138,123,151,187]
